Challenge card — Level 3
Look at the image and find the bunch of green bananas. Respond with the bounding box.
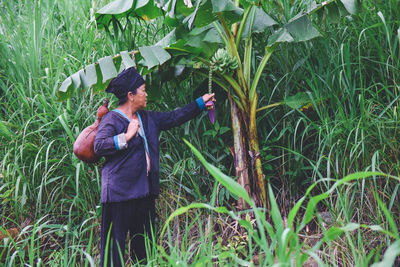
[210,48,238,74]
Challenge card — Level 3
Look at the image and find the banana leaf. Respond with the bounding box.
[58,47,170,100]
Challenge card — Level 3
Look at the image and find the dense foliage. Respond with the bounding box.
[0,0,399,266]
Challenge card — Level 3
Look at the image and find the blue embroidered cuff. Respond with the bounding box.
[196,97,205,111]
[113,135,119,151]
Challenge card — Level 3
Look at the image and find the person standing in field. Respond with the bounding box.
[94,67,215,266]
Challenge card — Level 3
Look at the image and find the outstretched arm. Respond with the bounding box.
[155,93,215,131]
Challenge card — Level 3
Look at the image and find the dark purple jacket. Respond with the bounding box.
[94,99,205,203]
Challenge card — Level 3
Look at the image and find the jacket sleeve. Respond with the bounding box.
[153,98,205,131]
[94,116,120,157]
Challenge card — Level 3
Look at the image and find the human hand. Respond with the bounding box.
[202,93,216,111]
[202,93,216,103]
[125,118,140,141]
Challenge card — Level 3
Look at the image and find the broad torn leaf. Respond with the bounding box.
[58,75,75,101]
[267,28,294,47]
[120,51,136,71]
[163,0,177,17]
[96,0,160,27]
[176,0,195,16]
[135,0,159,20]
[211,0,241,13]
[340,0,359,15]
[96,0,134,26]
[203,28,223,43]
[98,56,118,83]
[182,0,201,29]
[189,24,214,35]
[189,24,223,44]
[192,0,217,28]
[286,13,321,42]
[93,62,105,91]
[58,64,97,100]
[306,0,318,13]
[184,30,219,57]
[136,0,150,9]
[78,69,90,89]
[70,71,81,89]
[139,46,171,69]
[306,1,352,24]
[211,0,243,25]
[59,52,134,100]
[58,49,163,101]
[59,77,72,93]
[242,5,278,38]
[97,0,134,14]
[79,64,97,89]
[155,29,177,47]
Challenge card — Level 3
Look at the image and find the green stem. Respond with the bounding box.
[231,0,240,38]
[216,14,248,93]
[221,74,247,110]
[235,6,252,47]
[212,21,229,45]
[208,68,213,94]
[216,13,235,44]
[244,37,252,89]
[256,102,283,112]
[250,46,275,106]
[194,56,211,66]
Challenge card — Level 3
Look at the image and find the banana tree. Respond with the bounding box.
[59,0,358,208]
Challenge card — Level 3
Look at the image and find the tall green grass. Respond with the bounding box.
[153,140,400,266]
[0,0,111,265]
[255,1,400,265]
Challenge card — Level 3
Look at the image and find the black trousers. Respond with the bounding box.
[100,196,156,267]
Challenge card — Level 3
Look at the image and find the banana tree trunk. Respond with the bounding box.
[229,93,250,210]
[229,90,267,208]
[248,93,267,208]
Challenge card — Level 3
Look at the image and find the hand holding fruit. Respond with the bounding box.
[202,93,216,124]
[202,93,216,110]
[202,93,215,103]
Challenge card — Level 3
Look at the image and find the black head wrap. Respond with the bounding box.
[105,67,145,99]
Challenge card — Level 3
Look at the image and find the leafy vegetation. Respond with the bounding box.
[59,0,361,207]
[0,0,399,266]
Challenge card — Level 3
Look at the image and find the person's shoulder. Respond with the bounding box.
[102,110,116,120]
[140,110,160,123]
[139,109,154,117]
[100,110,125,124]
